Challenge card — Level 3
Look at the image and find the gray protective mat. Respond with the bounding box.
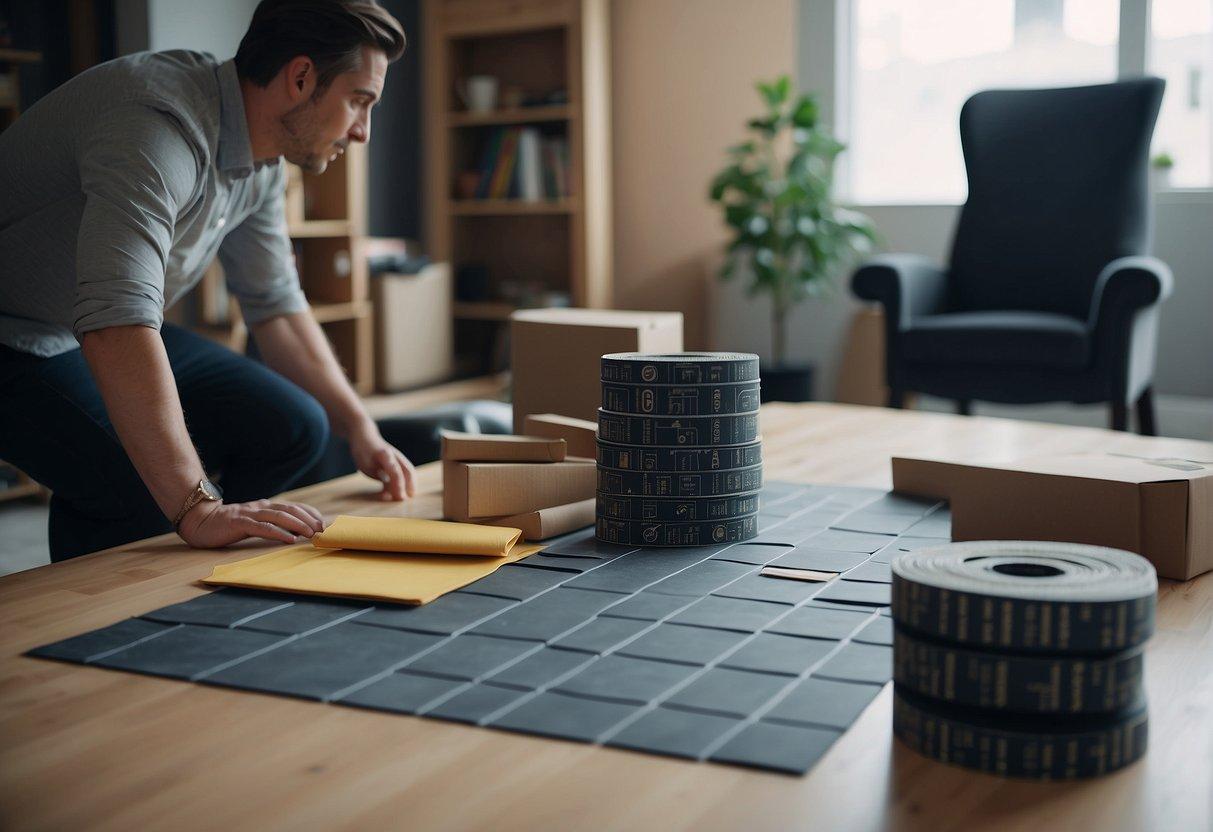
[28,481,947,775]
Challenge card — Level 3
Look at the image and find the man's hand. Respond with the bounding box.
[178,498,326,548]
[348,422,416,501]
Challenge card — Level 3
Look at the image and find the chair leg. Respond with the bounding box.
[888,389,905,409]
[1110,401,1129,432]
[1135,387,1157,436]
[956,400,973,416]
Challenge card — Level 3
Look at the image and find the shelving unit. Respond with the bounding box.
[191,144,374,394]
[423,0,612,374]
[0,48,42,132]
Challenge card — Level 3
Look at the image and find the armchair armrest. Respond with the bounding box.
[1087,256,1174,330]
[1087,256,1173,404]
[850,253,949,330]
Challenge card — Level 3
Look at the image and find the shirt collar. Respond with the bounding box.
[216,59,259,179]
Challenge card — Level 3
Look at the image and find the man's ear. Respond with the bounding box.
[283,56,316,103]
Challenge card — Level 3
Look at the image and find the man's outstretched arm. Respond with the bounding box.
[250,311,416,500]
[80,325,326,545]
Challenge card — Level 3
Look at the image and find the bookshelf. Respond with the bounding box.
[192,143,374,394]
[423,0,612,374]
[0,49,42,133]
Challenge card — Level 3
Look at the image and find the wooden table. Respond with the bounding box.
[2,404,1210,831]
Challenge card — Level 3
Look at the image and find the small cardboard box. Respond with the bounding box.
[523,414,599,460]
[892,453,1213,581]
[483,498,596,541]
[443,458,597,522]
[510,308,683,426]
[440,431,566,463]
[374,264,453,391]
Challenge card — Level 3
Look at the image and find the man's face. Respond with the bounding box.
[280,46,387,174]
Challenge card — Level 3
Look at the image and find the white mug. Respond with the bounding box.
[458,75,499,113]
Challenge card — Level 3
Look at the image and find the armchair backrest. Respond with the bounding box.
[949,78,1164,319]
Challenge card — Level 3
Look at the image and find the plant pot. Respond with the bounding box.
[760,362,814,403]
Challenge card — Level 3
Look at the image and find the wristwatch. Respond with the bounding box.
[174,478,223,531]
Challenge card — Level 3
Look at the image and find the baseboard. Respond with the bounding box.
[914,394,1213,441]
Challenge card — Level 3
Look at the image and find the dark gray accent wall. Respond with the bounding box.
[367,0,423,244]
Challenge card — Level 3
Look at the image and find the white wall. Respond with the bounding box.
[117,0,258,58]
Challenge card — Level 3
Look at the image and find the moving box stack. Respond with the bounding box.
[889,540,1157,779]
[595,352,763,546]
[441,423,600,540]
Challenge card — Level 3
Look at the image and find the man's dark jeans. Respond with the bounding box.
[0,323,329,561]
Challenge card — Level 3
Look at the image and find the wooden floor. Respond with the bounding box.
[1,403,1210,832]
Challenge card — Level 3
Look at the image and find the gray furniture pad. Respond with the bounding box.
[28,481,947,776]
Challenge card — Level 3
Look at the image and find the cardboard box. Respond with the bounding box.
[374,264,453,391]
[443,458,597,522]
[510,308,683,426]
[523,414,599,460]
[483,498,596,541]
[440,431,566,463]
[892,453,1213,581]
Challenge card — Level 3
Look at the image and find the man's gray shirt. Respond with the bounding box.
[0,50,307,357]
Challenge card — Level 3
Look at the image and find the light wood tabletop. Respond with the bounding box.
[2,403,1210,832]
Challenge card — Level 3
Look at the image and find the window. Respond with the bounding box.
[1149,0,1212,188]
[846,0,1121,203]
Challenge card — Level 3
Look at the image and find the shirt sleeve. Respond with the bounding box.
[73,104,200,340]
[217,164,309,325]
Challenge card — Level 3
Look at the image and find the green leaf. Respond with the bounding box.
[791,96,818,128]
[747,117,778,135]
[774,75,791,103]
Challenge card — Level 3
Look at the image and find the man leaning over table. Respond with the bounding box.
[0,1,416,561]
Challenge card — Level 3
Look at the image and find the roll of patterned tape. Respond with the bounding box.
[597,464,763,498]
[601,352,760,385]
[892,627,1145,715]
[596,439,764,473]
[597,410,760,447]
[594,513,759,547]
[892,685,1148,780]
[891,541,1156,654]
[601,380,761,416]
[595,491,760,522]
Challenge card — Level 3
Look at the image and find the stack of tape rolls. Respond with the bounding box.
[595,352,762,546]
[890,541,1158,780]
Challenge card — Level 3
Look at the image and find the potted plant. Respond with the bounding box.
[710,75,875,402]
[1151,152,1174,191]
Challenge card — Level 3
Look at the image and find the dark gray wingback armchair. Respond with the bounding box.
[851,78,1172,434]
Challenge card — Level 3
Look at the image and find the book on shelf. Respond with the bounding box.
[471,128,571,202]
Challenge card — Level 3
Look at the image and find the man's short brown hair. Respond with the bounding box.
[235,0,406,92]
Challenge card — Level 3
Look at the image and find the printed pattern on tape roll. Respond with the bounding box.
[598,411,759,447]
[891,542,1157,654]
[596,492,760,522]
[892,686,1148,780]
[597,464,763,497]
[595,513,759,547]
[596,439,764,472]
[602,381,761,416]
[601,352,760,385]
[892,628,1144,715]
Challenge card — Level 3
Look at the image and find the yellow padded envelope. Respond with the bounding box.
[311,515,522,556]
[203,516,544,605]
